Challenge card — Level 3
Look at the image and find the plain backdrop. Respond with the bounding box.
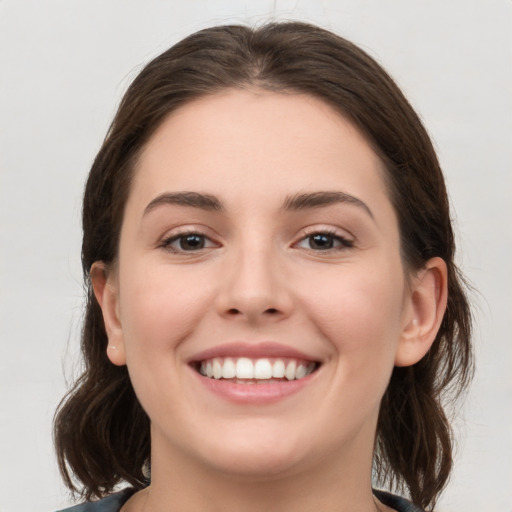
[1,1,511,511]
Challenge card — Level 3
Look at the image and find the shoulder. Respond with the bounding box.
[373,489,425,512]
[56,488,136,512]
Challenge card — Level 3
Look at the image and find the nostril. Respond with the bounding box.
[225,307,279,316]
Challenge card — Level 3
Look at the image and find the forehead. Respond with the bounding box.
[128,90,393,225]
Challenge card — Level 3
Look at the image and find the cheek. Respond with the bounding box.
[118,263,216,357]
[299,263,406,361]
[116,264,218,420]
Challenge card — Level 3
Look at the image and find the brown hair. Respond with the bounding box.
[54,22,473,510]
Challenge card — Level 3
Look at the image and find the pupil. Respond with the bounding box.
[180,235,204,250]
[310,234,333,250]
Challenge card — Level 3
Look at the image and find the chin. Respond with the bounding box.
[203,448,306,481]
[191,425,314,480]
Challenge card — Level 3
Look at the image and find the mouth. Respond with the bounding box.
[193,356,319,384]
[188,342,322,403]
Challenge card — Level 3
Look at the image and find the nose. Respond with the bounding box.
[215,243,292,324]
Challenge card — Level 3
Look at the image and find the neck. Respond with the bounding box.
[138,425,385,512]
[148,466,380,512]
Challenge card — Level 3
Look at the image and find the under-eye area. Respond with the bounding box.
[191,357,320,383]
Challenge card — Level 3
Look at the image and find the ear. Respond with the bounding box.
[90,261,126,366]
[395,257,448,367]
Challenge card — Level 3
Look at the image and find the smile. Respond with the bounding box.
[197,357,318,382]
[188,342,322,403]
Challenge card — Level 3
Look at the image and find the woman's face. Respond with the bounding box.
[97,90,428,480]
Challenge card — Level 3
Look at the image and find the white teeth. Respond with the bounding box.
[295,364,308,380]
[198,357,316,381]
[223,357,236,379]
[212,358,222,379]
[272,360,285,378]
[285,360,296,381]
[254,359,272,379]
[236,357,254,379]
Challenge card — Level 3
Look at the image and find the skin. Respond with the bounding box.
[92,90,447,512]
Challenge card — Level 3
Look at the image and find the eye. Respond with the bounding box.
[296,231,353,251]
[160,232,217,253]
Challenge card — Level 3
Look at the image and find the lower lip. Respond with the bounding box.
[191,369,317,404]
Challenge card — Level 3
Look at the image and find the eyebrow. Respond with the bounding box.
[283,191,374,219]
[143,192,224,216]
[143,190,373,219]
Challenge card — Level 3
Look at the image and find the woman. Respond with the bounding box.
[54,22,473,512]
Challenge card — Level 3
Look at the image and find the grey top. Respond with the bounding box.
[56,488,135,511]
[57,488,425,512]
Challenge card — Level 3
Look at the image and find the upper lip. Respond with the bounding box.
[188,341,320,364]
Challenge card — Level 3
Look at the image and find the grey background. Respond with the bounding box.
[1,1,511,510]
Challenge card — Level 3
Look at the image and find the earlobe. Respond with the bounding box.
[395,257,448,367]
[90,262,127,366]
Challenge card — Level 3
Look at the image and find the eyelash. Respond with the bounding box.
[294,229,354,252]
[159,231,218,253]
[159,229,354,254]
